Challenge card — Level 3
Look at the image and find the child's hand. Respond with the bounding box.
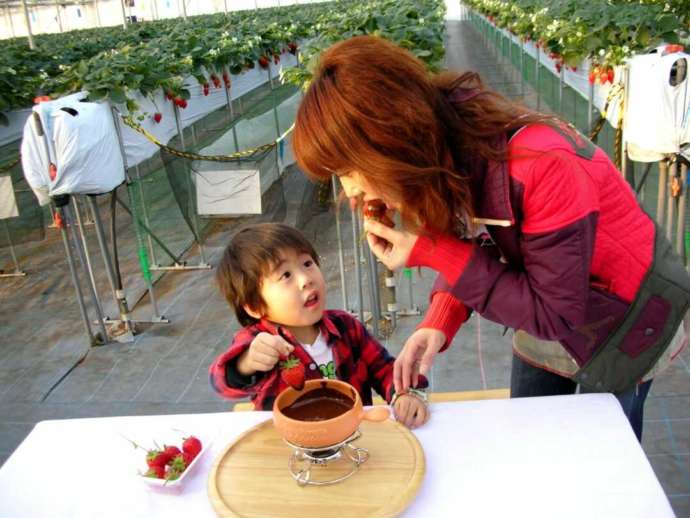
[237,332,294,376]
[393,394,429,429]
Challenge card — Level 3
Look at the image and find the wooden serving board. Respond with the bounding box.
[208,418,424,518]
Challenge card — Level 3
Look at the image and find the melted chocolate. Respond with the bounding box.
[281,387,354,421]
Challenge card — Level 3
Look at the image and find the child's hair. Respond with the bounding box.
[216,223,320,326]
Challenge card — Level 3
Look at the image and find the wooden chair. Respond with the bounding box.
[232,388,510,411]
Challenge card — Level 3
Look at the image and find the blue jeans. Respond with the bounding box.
[510,353,652,442]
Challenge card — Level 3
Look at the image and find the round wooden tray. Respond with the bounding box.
[208,418,424,518]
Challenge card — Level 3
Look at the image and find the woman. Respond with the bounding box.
[292,35,690,440]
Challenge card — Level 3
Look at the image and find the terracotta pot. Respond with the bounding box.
[273,379,390,448]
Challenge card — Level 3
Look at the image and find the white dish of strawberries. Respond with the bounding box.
[127,430,213,489]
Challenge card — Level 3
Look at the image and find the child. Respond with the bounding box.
[209,222,429,429]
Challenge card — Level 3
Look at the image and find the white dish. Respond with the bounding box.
[130,428,216,491]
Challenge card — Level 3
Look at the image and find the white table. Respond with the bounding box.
[0,394,674,518]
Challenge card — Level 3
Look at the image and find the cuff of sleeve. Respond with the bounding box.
[417,292,470,353]
[225,357,259,389]
[406,232,474,285]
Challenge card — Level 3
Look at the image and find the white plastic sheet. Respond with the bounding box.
[625,52,690,161]
[0,176,18,219]
[20,93,125,202]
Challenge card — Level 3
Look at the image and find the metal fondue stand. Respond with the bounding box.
[284,430,370,486]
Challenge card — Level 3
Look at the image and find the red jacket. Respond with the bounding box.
[412,122,659,366]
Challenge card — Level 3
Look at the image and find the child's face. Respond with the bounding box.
[257,249,326,330]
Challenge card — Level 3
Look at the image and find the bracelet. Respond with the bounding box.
[390,387,428,406]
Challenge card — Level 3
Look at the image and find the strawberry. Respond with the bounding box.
[53,211,64,229]
[182,451,196,466]
[555,62,562,73]
[33,95,51,104]
[182,436,202,457]
[48,163,57,181]
[600,71,608,84]
[273,53,280,65]
[288,42,298,55]
[664,44,684,54]
[203,83,209,96]
[146,449,170,468]
[280,356,305,390]
[144,465,165,479]
[607,68,614,83]
[164,453,188,481]
[165,90,174,101]
[363,199,394,228]
[153,112,162,123]
[259,55,270,69]
[163,445,181,460]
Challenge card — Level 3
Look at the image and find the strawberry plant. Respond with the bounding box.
[464,0,684,72]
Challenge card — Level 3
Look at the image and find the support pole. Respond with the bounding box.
[332,179,349,311]
[588,79,594,132]
[364,244,380,338]
[54,0,63,32]
[86,195,134,336]
[55,200,96,345]
[120,0,128,29]
[535,45,541,111]
[20,0,35,50]
[558,65,564,114]
[267,66,281,139]
[94,0,101,27]
[223,66,240,153]
[173,104,210,267]
[657,159,669,226]
[676,161,688,261]
[107,109,168,323]
[667,160,678,242]
[351,208,364,324]
[67,199,109,344]
[133,164,158,267]
[72,196,106,320]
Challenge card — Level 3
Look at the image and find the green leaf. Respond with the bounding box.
[109,88,127,104]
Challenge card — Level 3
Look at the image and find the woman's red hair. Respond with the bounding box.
[293,35,551,235]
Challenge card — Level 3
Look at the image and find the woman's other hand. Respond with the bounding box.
[394,328,446,393]
[363,219,418,270]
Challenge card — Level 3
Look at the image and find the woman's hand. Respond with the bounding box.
[363,219,418,270]
[393,394,429,429]
[394,328,446,393]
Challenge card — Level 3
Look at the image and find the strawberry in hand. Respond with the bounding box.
[363,199,394,228]
[280,356,305,390]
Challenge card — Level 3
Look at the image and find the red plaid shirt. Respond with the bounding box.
[209,310,426,410]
